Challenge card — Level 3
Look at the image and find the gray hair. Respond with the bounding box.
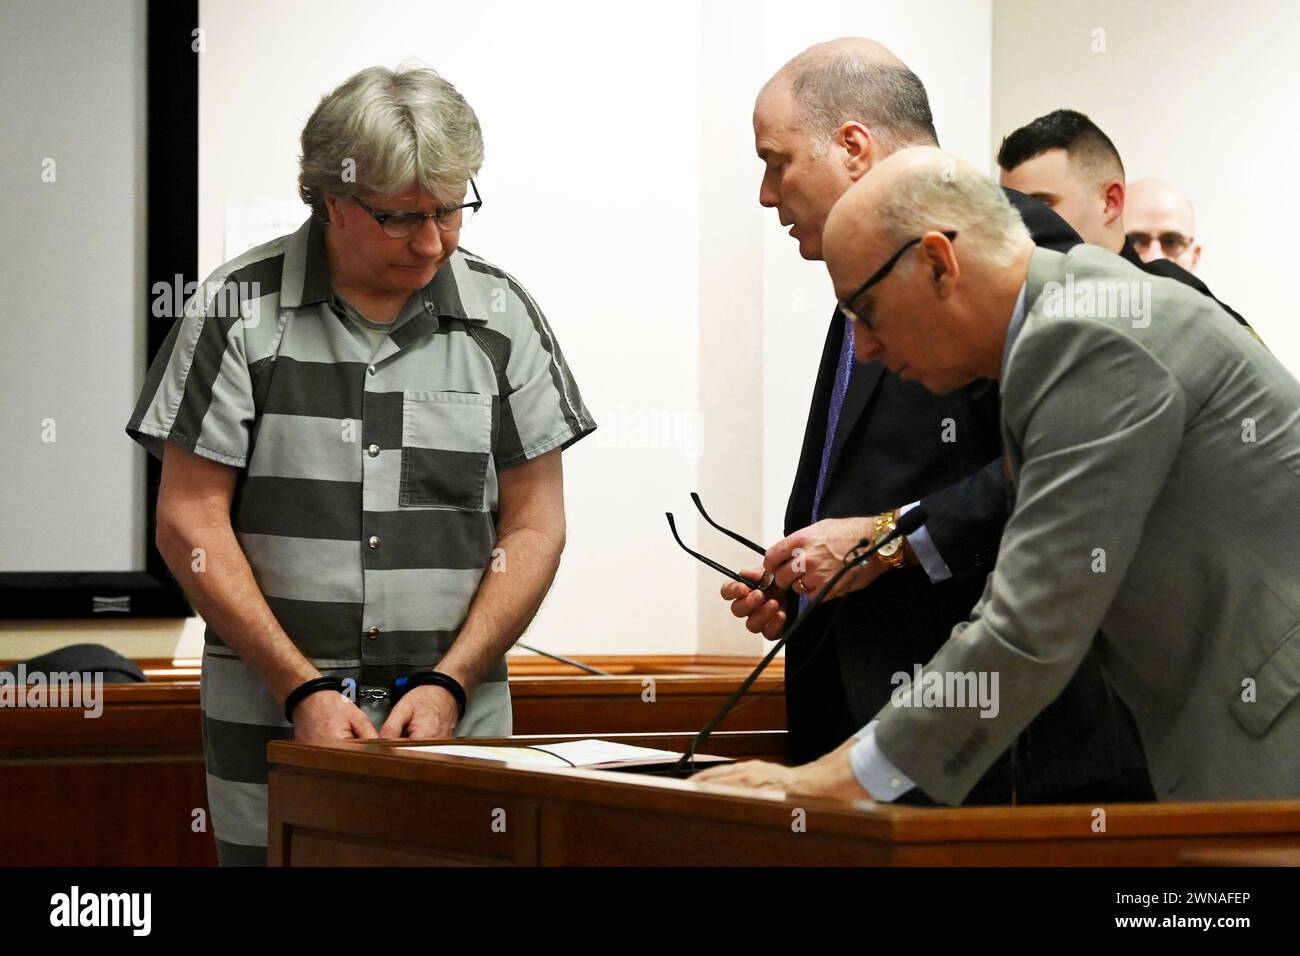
[787,52,939,158]
[878,161,1031,267]
[298,64,483,217]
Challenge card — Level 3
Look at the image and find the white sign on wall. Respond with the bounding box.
[223,200,307,262]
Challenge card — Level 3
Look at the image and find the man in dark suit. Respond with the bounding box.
[996,108,1254,334]
[723,37,1152,803]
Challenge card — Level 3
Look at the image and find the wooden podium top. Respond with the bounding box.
[267,731,1300,866]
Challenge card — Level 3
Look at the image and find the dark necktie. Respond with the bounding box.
[799,316,855,614]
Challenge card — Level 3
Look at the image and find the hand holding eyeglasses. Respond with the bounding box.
[667,495,900,642]
[720,575,788,641]
[666,493,786,639]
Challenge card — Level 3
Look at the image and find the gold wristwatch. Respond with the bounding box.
[872,509,908,570]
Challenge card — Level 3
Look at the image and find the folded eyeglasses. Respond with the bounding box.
[666,493,776,592]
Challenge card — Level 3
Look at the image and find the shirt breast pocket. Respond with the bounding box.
[399,390,493,511]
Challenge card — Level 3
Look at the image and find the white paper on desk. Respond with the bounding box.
[406,745,571,767]
[527,739,682,766]
[408,739,683,767]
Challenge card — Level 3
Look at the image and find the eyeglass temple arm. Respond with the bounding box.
[665,514,771,590]
[689,493,767,556]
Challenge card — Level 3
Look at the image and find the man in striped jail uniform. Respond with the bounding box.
[126,65,595,865]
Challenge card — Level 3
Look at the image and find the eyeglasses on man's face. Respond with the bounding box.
[837,230,959,331]
[351,178,482,238]
[1127,230,1193,258]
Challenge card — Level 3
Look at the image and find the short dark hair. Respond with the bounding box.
[997,109,1125,185]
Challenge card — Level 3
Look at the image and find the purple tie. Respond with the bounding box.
[800,316,855,613]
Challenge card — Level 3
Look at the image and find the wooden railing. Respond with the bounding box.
[0,654,785,866]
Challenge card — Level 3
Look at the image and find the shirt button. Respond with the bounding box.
[889,777,902,790]
[367,535,381,549]
[366,443,380,457]
[366,626,380,640]
[366,364,377,376]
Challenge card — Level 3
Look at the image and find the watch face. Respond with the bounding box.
[877,537,902,557]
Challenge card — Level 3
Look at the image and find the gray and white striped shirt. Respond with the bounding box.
[127,214,595,683]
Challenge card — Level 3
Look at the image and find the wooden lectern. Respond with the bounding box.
[267,731,1300,866]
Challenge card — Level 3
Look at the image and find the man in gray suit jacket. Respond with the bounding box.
[695,147,1300,804]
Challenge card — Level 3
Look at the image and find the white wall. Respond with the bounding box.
[992,0,1300,374]
[695,1,768,654]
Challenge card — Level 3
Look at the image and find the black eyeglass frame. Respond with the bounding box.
[666,493,775,592]
[837,229,958,330]
[351,178,483,236]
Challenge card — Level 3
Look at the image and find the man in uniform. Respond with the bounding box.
[997,109,1250,332]
[127,65,594,865]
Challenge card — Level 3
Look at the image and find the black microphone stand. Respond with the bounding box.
[671,508,929,772]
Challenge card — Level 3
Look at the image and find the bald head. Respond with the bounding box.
[824,146,1030,300]
[760,37,938,159]
[820,147,1034,394]
[1127,178,1195,224]
[771,37,909,86]
[1125,178,1200,271]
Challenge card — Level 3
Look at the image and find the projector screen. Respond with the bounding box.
[0,0,193,618]
[0,0,148,574]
